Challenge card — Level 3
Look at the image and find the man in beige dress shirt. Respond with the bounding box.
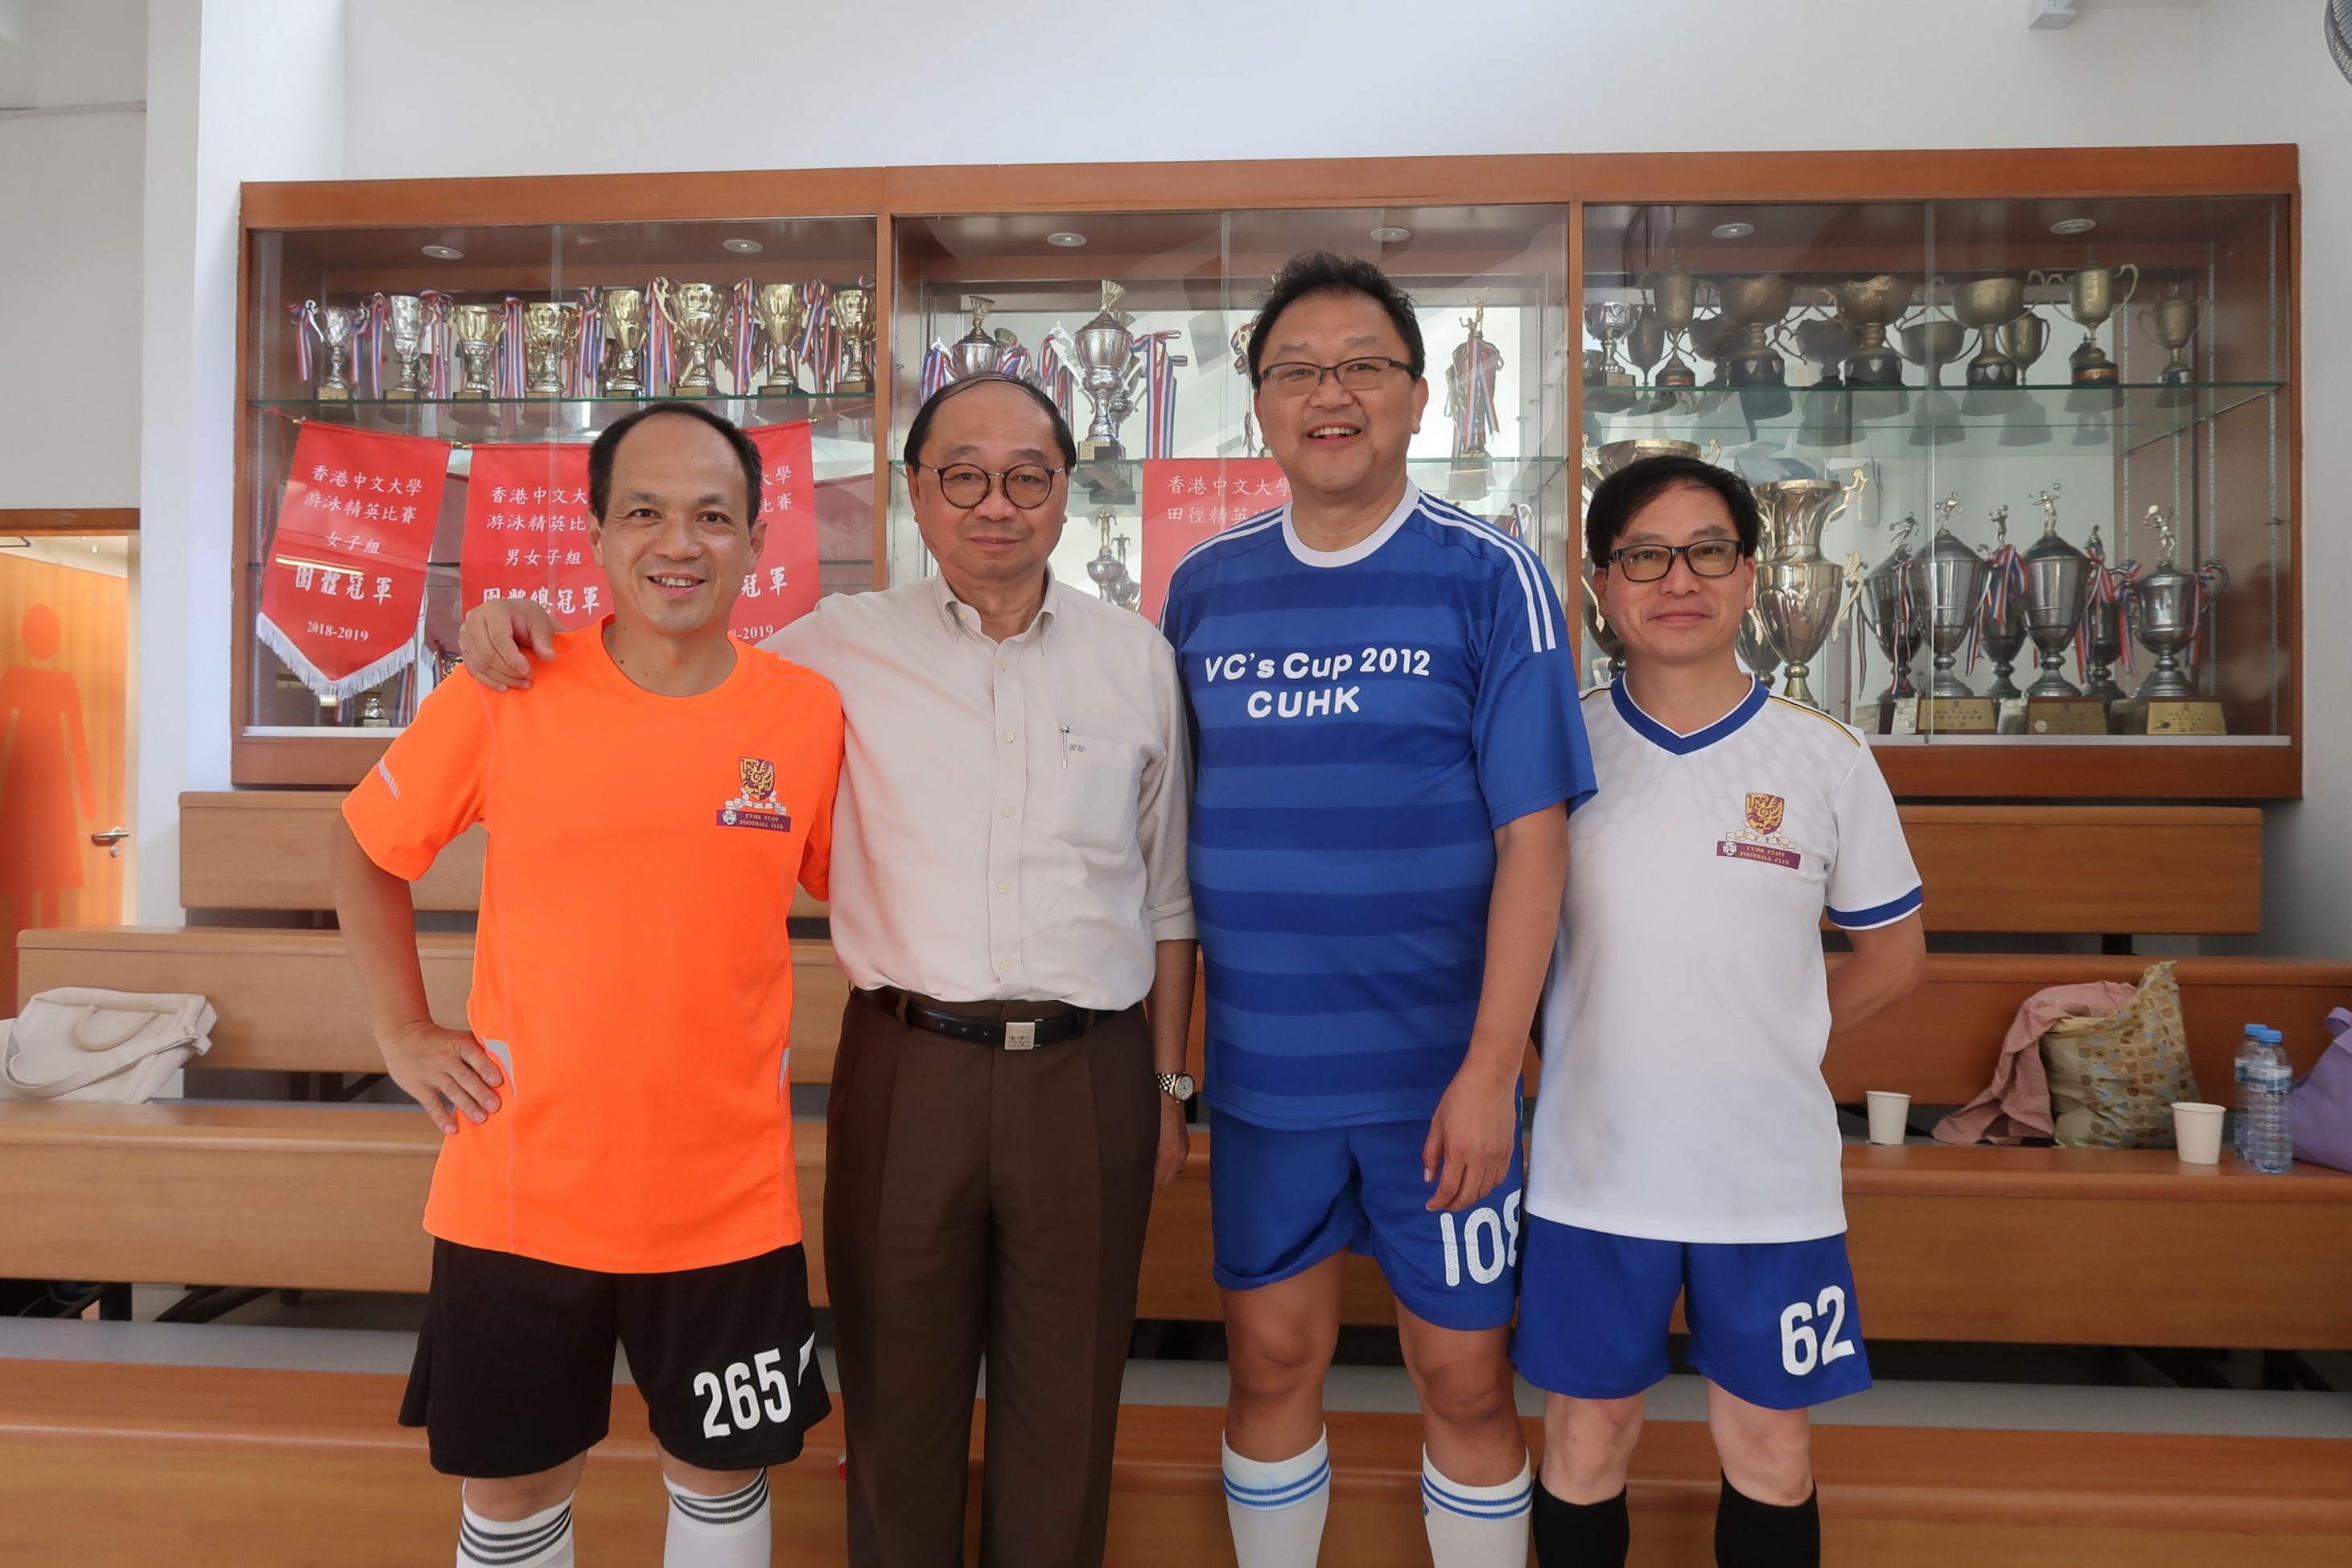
[458,377,1197,1568]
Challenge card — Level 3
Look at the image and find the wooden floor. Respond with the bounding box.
[3,1359,2347,1566]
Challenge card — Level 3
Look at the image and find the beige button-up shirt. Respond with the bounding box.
[764,572,1193,1010]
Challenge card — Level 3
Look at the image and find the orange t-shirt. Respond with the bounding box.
[343,627,842,1274]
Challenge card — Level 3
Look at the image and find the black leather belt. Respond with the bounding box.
[856,986,1106,1050]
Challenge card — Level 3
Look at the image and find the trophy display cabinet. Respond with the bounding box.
[233,148,2298,798]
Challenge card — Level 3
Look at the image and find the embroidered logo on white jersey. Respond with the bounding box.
[1718,790,1801,870]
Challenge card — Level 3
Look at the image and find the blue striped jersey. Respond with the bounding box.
[1161,485,1596,1130]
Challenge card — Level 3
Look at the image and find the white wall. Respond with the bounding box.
[0,0,146,508]
[134,0,344,923]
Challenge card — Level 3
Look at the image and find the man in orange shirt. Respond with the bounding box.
[331,401,843,1568]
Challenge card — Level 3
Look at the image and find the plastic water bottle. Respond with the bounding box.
[2245,1027,2294,1175]
[2234,1023,2270,1162]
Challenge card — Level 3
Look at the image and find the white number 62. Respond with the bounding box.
[1777,1285,1857,1377]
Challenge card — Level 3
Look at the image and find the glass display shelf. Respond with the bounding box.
[250,392,879,445]
[1581,381,2281,459]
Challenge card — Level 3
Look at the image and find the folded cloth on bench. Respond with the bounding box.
[0,988,216,1104]
[1934,980,2136,1146]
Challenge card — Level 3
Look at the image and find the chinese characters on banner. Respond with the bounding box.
[733,421,820,644]
[1137,458,1292,622]
[256,423,451,699]
[459,444,609,630]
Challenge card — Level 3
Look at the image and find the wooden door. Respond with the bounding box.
[0,543,129,1006]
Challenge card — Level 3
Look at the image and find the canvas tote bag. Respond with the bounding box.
[2038,961,2200,1150]
[0,988,216,1104]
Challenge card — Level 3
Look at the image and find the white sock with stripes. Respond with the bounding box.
[1421,1451,1533,1568]
[663,1471,771,1568]
[456,1493,574,1567]
[1223,1429,1331,1568]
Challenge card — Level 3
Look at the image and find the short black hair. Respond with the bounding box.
[588,401,764,524]
[902,372,1079,471]
[1247,251,1426,385]
[1584,455,1762,567]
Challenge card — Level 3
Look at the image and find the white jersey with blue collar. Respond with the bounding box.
[1525,677,1922,1245]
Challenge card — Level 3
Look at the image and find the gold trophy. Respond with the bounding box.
[831,284,877,395]
[448,303,504,400]
[521,301,580,397]
[1828,274,1913,388]
[2140,282,2201,406]
[1952,277,2026,388]
[2030,254,2139,386]
[599,286,649,396]
[1641,256,1700,389]
[754,282,806,397]
[653,279,729,395]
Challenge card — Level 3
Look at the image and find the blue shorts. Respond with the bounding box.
[1511,1216,1872,1411]
[1208,1109,1523,1331]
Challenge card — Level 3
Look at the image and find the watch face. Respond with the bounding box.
[1175,1073,1196,1100]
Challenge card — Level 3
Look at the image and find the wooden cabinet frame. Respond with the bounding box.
[234,145,2301,799]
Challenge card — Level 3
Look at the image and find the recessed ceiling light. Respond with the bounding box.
[723,237,764,254]
[421,244,463,261]
[1047,231,1087,248]
[1370,225,1412,243]
[2050,216,2097,236]
[1711,221,1755,241]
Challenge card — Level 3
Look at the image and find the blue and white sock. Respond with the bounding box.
[457,1493,574,1567]
[1422,1450,1533,1568]
[663,1471,771,1568]
[1223,1428,1331,1568]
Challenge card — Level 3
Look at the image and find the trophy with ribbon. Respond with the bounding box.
[521,301,581,397]
[1974,505,2032,730]
[1073,282,1141,463]
[1446,301,1503,499]
[1903,492,1997,731]
[1861,514,1926,728]
[378,294,435,401]
[2122,504,2230,735]
[447,303,505,400]
[1086,509,1140,611]
[598,286,649,396]
[294,300,363,402]
[754,282,806,397]
[949,295,1004,381]
[653,279,730,396]
[831,282,877,395]
[1231,319,1263,455]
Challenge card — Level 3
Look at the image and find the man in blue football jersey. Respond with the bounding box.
[1161,253,1596,1568]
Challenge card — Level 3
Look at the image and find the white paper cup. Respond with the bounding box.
[2171,1101,2226,1165]
[1865,1090,1911,1146]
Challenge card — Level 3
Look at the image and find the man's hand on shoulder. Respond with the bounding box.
[457,597,561,691]
[378,1019,505,1135]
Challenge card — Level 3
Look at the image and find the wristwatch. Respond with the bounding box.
[1155,1072,1196,1103]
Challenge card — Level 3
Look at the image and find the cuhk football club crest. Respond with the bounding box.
[1744,792,1786,837]
[718,756,793,833]
[1718,790,1800,870]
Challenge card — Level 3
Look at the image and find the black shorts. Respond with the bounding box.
[399,1238,830,1478]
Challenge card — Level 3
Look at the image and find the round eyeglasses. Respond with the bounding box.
[914,463,1065,511]
[1607,539,1748,582]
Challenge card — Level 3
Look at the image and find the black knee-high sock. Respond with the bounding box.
[1531,1480,1629,1568]
[1713,1474,1819,1568]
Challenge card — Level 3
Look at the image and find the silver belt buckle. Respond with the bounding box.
[1003,1019,1038,1051]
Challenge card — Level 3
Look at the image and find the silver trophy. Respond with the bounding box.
[2128,504,2228,701]
[1751,469,1869,709]
[1904,492,1990,700]
[2082,523,2128,702]
[1073,281,1140,462]
[1085,509,1139,610]
[382,294,432,400]
[1979,506,2031,701]
[302,301,362,401]
[2020,484,2093,698]
[949,295,1003,381]
[1862,515,1926,703]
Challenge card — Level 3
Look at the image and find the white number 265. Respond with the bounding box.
[694,1341,806,1439]
[1777,1286,1857,1377]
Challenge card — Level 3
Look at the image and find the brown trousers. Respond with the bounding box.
[825,994,1158,1568]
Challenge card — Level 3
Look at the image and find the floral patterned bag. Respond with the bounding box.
[2038,961,2200,1150]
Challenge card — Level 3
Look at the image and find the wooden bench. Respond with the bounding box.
[2,1359,2345,1566]
[6,1101,2350,1348]
[16,927,848,1081]
[178,792,2252,933]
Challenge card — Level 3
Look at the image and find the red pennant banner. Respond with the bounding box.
[731,421,821,644]
[257,423,452,699]
[459,444,609,630]
[1138,458,1292,623]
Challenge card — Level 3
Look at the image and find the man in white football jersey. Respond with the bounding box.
[1516,455,1927,1568]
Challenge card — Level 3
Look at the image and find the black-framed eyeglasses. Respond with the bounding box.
[912,462,1065,511]
[1255,356,1414,395]
[1608,539,1747,582]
